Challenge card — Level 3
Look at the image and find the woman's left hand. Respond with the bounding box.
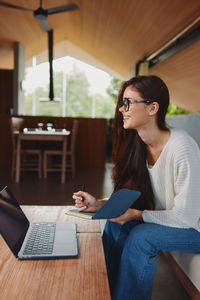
[109,208,143,225]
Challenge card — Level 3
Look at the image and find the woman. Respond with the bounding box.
[73,75,200,300]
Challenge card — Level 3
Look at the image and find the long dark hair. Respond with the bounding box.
[112,75,170,210]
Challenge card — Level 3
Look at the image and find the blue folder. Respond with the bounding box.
[67,189,141,219]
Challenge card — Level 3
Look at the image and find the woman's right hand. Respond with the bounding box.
[72,191,99,212]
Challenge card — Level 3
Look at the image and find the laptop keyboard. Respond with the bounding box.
[23,223,56,255]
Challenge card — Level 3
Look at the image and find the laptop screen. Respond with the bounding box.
[0,186,29,256]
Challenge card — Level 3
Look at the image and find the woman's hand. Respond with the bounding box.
[109,208,143,225]
[72,191,101,212]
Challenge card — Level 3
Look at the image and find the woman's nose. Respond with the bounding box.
[119,106,124,113]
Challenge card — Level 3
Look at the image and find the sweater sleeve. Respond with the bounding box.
[142,137,200,231]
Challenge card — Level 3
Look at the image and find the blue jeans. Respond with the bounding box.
[102,220,200,300]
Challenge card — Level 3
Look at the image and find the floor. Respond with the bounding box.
[0,162,190,300]
[0,163,114,206]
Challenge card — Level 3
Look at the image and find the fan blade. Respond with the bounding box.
[38,17,51,32]
[47,3,79,15]
[48,30,54,100]
[0,1,33,13]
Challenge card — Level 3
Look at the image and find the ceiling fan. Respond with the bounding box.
[0,0,79,100]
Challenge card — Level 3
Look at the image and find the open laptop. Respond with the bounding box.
[0,186,78,259]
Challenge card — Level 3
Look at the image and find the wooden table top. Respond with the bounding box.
[0,206,110,300]
[14,130,70,141]
[22,206,106,234]
[14,129,71,136]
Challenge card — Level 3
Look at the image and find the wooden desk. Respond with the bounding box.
[0,206,110,300]
[14,130,70,184]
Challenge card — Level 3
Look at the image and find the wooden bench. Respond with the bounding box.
[167,114,200,299]
[163,252,200,300]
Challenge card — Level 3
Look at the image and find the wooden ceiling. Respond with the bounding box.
[0,0,199,75]
[0,0,200,110]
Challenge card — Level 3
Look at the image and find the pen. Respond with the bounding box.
[81,184,85,202]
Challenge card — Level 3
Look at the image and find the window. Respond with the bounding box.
[24,57,119,119]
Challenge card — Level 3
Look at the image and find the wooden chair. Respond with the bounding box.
[43,120,79,179]
[10,117,42,180]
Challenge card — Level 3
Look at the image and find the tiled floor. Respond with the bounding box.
[0,162,190,300]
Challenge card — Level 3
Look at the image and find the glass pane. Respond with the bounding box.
[24,56,121,119]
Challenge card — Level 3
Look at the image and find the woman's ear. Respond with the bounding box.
[149,102,159,116]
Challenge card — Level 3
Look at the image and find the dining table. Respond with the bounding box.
[14,129,70,184]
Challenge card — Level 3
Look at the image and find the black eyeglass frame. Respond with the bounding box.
[119,97,155,112]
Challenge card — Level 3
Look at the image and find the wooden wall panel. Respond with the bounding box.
[0,115,12,166]
[0,69,13,114]
[0,70,13,166]
[149,40,200,112]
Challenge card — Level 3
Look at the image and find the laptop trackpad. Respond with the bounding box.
[53,222,78,256]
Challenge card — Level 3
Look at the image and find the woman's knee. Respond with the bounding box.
[103,221,122,241]
[103,220,142,252]
[124,223,160,255]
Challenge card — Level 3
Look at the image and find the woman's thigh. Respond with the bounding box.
[125,222,200,253]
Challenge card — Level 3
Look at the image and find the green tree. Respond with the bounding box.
[25,94,33,115]
[25,66,119,119]
[167,103,190,116]
[94,94,116,118]
[66,66,92,117]
[25,73,64,116]
[106,77,122,103]
[25,68,92,117]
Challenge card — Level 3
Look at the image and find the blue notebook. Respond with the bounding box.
[66,189,141,219]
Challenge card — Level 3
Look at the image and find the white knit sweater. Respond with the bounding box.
[142,129,200,232]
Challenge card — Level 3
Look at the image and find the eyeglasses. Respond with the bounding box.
[118,97,154,112]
